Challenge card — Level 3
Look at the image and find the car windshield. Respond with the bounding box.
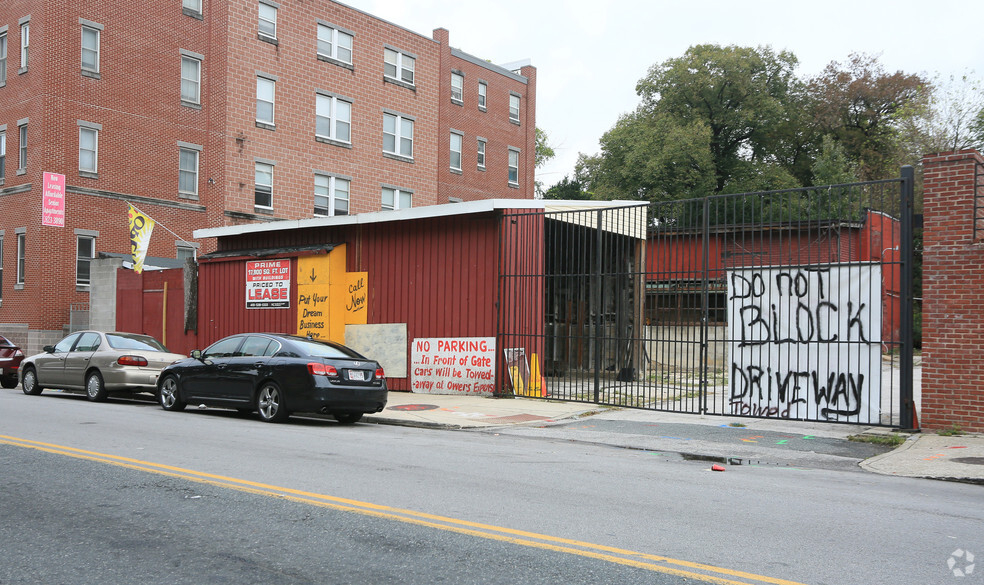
[288,337,365,359]
[106,333,169,352]
[0,336,13,347]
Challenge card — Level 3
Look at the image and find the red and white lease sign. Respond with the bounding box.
[246,259,291,309]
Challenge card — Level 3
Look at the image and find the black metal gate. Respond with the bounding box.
[497,169,915,428]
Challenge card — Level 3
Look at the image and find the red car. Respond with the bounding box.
[0,335,25,389]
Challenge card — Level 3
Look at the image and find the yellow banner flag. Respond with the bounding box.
[128,204,155,274]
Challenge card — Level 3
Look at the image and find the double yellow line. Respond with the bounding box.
[0,434,806,585]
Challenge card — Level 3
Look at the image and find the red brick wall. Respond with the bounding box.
[921,149,984,432]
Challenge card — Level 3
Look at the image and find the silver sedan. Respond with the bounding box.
[19,331,186,402]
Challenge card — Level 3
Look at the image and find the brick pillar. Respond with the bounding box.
[921,149,984,432]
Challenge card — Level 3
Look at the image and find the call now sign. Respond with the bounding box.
[246,259,291,308]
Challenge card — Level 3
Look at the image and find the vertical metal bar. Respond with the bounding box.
[899,166,915,430]
[594,209,603,403]
[699,197,710,415]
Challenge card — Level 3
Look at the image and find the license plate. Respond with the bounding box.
[348,369,365,381]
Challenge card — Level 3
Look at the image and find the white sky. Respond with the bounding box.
[342,0,984,188]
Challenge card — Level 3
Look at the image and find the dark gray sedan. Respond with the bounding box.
[157,333,387,424]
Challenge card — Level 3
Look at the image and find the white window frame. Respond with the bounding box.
[509,94,521,124]
[451,72,463,103]
[182,0,203,15]
[17,123,26,172]
[314,173,350,217]
[80,22,101,75]
[382,112,413,159]
[450,132,462,171]
[76,232,96,287]
[78,124,99,174]
[477,138,486,170]
[478,81,487,110]
[0,32,8,86]
[176,241,198,261]
[381,186,411,211]
[16,230,25,286]
[19,20,28,71]
[178,143,200,198]
[315,93,352,143]
[317,23,353,64]
[254,161,273,208]
[256,75,276,126]
[383,47,414,86]
[0,131,6,179]
[180,53,202,105]
[258,1,277,40]
[508,148,520,185]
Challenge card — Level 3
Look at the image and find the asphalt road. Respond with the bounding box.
[1,389,981,585]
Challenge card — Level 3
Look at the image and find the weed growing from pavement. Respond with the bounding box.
[848,433,906,446]
[938,425,965,436]
[728,422,746,428]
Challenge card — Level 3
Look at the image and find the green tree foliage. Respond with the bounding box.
[543,175,591,200]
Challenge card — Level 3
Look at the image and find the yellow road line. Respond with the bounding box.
[0,434,807,585]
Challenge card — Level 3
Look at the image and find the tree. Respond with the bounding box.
[543,175,591,200]
[534,126,556,197]
[907,72,984,153]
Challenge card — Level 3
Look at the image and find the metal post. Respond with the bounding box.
[593,209,603,403]
[899,166,916,430]
[699,197,710,415]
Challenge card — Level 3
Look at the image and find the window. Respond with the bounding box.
[256,76,275,126]
[317,23,352,64]
[19,21,28,71]
[176,242,197,261]
[76,234,95,287]
[181,54,201,104]
[315,93,351,143]
[17,123,26,172]
[0,131,5,179]
[383,48,414,85]
[80,23,100,74]
[0,32,7,85]
[477,138,486,170]
[258,1,277,40]
[645,282,727,325]
[383,113,413,158]
[78,124,98,174]
[182,0,202,15]
[255,161,273,208]
[314,173,350,217]
[178,145,200,197]
[451,72,463,103]
[478,81,487,110]
[449,132,462,171]
[16,231,25,285]
[509,94,520,124]
[381,187,411,211]
[508,148,519,185]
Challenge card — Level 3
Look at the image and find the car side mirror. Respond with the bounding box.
[43,345,55,353]
[191,349,203,360]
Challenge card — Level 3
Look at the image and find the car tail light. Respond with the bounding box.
[13,349,23,358]
[307,363,339,377]
[375,367,385,380]
[117,355,149,367]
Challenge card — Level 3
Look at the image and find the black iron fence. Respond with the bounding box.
[497,170,915,428]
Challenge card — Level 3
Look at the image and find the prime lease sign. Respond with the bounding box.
[727,264,881,423]
[246,259,291,308]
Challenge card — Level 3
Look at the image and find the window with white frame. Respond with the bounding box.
[314,173,350,217]
[255,161,273,208]
[17,123,26,172]
[383,113,413,158]
[19,20,28,70]
[80,22,100,74]
[181,53,201,104]
[315,93,351,143]
[450,132,462,171]
[509,94,520,124]
[478,81,487,110]
[178,145,200,197]
[16,231,25,285]
[176,242,197,261]
[76,233,95,287]
[0,131,5,179]
[383,48,414,85]
[451,72,463,103]
[317,23,352,64]
[381,186,411,211]
[78,124,98,174]
[182,0,202,15]
[0,32,7,85]
[258,1,277,40]
[477,138,486,170]
[508,148,519,185]
[256,75,275,126]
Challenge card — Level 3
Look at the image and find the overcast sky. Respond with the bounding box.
[343,0,984,189]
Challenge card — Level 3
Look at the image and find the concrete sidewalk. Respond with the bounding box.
[364,392,984,484]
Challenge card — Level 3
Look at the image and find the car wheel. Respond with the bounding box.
[333,412,363,425]
[21,367,43,396]
[0,375,18,389]
[85,371,108,402]
[158,375,186,412]
[256,382,288,423]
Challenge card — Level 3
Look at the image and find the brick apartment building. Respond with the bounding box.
[0,0,536,351]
